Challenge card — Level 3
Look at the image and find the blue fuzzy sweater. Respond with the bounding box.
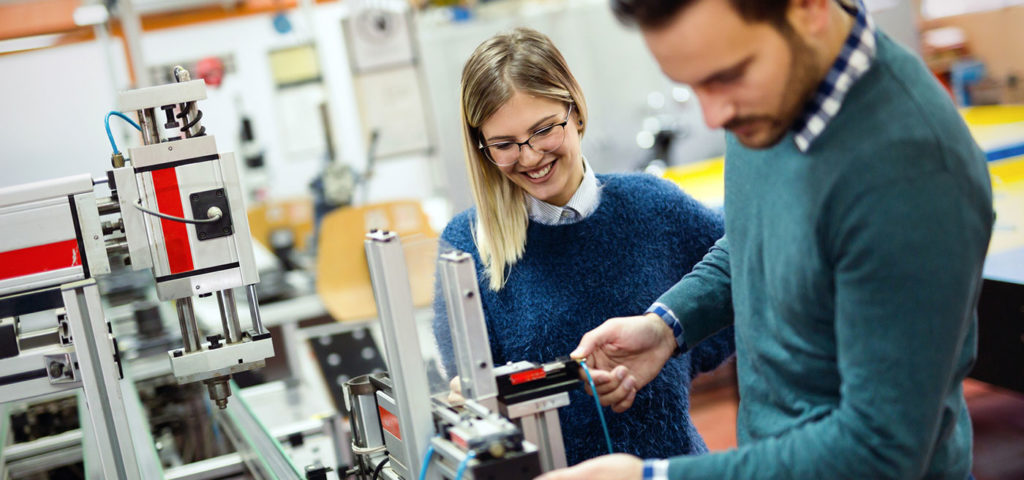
[432,173,735,465]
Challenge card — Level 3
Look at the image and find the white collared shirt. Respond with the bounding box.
[526,157,600,225]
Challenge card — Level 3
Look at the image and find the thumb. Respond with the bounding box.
[571,325,608,360]
[573,321,610,360]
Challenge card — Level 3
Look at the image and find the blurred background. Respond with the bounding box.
[0,0,1022,479]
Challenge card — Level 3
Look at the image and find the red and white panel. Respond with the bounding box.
[0,176,92,296]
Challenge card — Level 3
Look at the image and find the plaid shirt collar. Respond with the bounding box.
[526,156,600,225]
[791,0,877,152]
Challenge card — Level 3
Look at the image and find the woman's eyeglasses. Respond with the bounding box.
[479,103,574,167]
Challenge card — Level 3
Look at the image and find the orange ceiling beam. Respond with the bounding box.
[0,0,338,41]
[0,0,81,41]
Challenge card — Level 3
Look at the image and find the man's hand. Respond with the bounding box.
[571,313,677,412]
[535,454,643,480]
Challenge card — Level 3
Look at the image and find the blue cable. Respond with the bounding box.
[579,359,614,455]
[417,444,435,480]
[105,110,142,155]
[454,449,476,480]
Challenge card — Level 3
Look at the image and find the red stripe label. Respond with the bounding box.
[0,239,81,281]
[379,405,401,440]
[510,368,547,385]
[151,168,194,274]
[450,431,468,449]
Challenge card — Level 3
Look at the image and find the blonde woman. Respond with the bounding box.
[432,27,734,465]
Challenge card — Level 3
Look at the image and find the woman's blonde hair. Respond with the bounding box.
[460,27,588,291]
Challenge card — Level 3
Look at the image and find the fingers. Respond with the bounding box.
[536,454,643,480]
[534,459,594,480]
[585,366,627,397]
[447,390,466,405]
[448,376,464,405]
[596,374,636,408]
[611,385,637,413]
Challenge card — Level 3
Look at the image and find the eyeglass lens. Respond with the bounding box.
[487,124,566,166]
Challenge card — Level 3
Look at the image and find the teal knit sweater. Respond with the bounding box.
[433,173,735,465]
[658,32,994,479]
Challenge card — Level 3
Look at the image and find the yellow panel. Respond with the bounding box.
[989,157,1024,255]
[268,44,320,86]
[661,105,1024,254]
[662,156,725,209]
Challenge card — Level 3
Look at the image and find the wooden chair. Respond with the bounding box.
[316,201,438,322]
[247,197,316,253]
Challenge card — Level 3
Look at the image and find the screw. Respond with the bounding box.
[195,285,201,290]
[222,227,230,234]
[465,290,474,298]
[168,146,173,151]
[216,190,224,197]
[48,362,64,379]
[479,361,487,369]
[199,232,207,240]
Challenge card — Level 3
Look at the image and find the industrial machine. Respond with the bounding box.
[0,67,274,479]
[342,231,582,479]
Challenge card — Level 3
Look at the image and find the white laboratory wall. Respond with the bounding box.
[0,4,439,209]
[140,4,439,204]
[416,0,722,213]
[0,40,131,187]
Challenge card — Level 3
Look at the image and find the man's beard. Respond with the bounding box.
[728,29,821,149]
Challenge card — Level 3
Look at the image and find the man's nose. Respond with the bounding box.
[697,92,736,130]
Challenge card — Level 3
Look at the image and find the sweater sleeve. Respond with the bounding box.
[672,190,735,374]
[656,235,735,351]
[664,172,991,479]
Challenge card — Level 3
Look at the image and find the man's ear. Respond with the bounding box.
[786,0,831,38]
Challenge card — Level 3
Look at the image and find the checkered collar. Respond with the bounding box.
[526,156,600,225]
[791,0,877,152]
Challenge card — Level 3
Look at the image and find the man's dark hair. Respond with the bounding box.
[612,0,791,30]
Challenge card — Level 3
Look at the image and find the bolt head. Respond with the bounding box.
[48,362,64,378]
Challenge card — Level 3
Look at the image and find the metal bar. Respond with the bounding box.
[0,343,81,403]
[2,429,83,462]
[175,297,203,353]
[503,392,570,471]
[164,453,245,480]
[245,284,265,334]
[219,382,302,479]
[439,251,498,410]
[119,0,149,88]
[540,408,567,470]
[97,197,121,215]
[216,289,243,344]
[61,279,141,479]
[365,231,435,479]
[137,108,160,145]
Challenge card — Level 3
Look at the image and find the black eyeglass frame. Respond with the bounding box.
[477,103,575,167]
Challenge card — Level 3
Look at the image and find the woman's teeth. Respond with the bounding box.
[527,163,552,179]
